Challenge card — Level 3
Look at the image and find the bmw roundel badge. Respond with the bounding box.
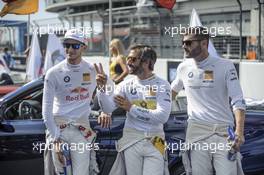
[64,76,70,82]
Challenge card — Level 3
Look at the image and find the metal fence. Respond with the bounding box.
[30,4,264,60]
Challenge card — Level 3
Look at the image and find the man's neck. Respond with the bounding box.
[194,52,209,62]
[67,58,81,65]
[137,71,154,80]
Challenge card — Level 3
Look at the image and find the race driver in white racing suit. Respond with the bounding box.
[95,44,171,175]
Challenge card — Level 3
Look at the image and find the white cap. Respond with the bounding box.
[64,29,86,45]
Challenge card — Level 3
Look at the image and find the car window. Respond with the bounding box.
[4,88,43,120]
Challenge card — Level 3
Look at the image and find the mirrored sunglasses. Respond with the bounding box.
[63,43,82,49]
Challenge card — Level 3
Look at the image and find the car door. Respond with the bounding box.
[0,83,45,175]
[0,119,45,175]
[89,110,126,175]
[240,110,264,174]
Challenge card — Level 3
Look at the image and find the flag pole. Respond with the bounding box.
[27,14,30,48]
[108,0,112,76]
[109,0,112,53]
[25,14,31,82]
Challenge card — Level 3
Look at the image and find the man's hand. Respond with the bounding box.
[54,139,64,165]
[233,109,245,151]
[94,63,107,91]
[98,112,112,128]
[233,132,245,151]
[114,95,132,111]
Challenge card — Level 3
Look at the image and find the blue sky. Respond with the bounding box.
[0,0,58,21]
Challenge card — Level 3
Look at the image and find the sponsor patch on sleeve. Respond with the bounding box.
[229,69,238,81]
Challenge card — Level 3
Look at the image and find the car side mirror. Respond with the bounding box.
[0,123,15,133]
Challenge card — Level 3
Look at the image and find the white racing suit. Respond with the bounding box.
[109,128,170,175]
[48,117,99,175]
[42,59,98,175]
[182,120,244,175]
[97,74,172,175]
[171,55,246,175]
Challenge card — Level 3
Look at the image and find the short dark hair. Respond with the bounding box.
[182,26,210,40]
[129,44,157,70]
[4,47,8,52]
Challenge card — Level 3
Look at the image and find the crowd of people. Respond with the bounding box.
[14,26,245,175]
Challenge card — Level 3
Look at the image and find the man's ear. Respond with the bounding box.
[201,40,208,49]
[144,59,152,70]
[82,44,88,50]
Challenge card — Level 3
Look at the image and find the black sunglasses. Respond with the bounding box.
[63,43,83,49]
[182,39,202,46]
[126,56,139,62]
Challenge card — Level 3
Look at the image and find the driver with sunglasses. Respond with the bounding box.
[171,27,245,175]
[42,29,98,175]
[95,44,171,175]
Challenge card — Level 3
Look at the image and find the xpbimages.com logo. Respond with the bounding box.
[32,142,99,153]
[33,25,94,37]
[164,24,232,38]
[97,84,169,95]
[166,140,232,154]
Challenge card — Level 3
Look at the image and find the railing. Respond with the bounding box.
[39,3,264,59]
[46,0,71,6]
